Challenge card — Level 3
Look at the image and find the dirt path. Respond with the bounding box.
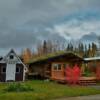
[54,94,100,100]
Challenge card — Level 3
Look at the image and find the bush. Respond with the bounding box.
[4,83,34,92]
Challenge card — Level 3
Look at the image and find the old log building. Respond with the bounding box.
[28,51,83,81]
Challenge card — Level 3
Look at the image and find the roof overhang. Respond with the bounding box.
[28,52,83,65]
[84,57,100,61]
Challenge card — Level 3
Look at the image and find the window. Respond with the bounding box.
[10,55,14,59]
[16,67,20,73]
[2,67,6,73]
[53,64,58,70]
[58,64,61,70]
[53,64,61,71]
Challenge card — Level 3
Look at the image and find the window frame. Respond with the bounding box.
[1,66,6,73]
[52,63,62,71]
[9,55,14,59]
[16,67,20,73]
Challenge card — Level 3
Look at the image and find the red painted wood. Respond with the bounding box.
[96,67,100,80]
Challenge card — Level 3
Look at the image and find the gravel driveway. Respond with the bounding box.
[54,95,100,100]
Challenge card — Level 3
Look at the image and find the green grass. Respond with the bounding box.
[4,83,34,92]
[0,80,100,100]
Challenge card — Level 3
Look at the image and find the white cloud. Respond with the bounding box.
[0,0,100,54]
[46,18,100,40]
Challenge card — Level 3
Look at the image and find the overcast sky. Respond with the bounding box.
[0,0,100,55]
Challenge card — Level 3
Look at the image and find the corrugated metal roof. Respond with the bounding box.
[84,57,100,61]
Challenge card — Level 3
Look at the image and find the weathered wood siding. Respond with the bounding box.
[15,64,24,81]
[0,63,6,82]
[51,62,64,80]
[0,63,24,82]
[86,60,100,73]
[28,53,83,80]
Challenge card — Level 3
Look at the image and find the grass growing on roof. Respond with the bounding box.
[0,80,100,100]
[28,51,82,64]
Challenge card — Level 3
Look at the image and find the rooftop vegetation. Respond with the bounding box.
[28,51,82,64]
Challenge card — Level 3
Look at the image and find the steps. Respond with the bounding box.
[79,80,96,85]
[79,77,96,85]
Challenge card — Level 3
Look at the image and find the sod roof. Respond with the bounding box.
[28,51,83,64]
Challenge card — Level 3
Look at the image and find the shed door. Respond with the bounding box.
[6,63,16,81]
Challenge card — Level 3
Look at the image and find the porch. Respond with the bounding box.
[51,76,97,85]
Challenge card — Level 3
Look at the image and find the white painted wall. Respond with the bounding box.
[6,63,16,81]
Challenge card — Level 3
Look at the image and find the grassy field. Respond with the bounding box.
[0,80,100,100]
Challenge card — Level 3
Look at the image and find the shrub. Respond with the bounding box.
[83,70,95,77]
[4,83,34,92]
